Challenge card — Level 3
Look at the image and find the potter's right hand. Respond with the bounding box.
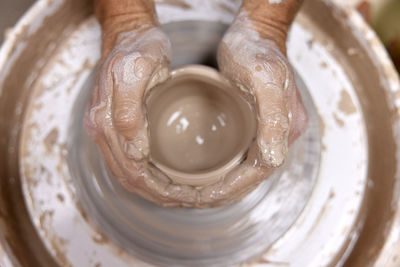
[218,0,307,168]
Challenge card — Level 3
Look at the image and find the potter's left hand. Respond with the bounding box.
[218,0,307,168]
[87,0,171,162]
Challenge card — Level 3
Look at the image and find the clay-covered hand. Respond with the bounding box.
[197,2,308,207]
[87,25,170,161]
[86,1,172,202]
[87,0,213,208]
[217,5,307,168]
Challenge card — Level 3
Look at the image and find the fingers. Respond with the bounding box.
[218,38,292,168]
[199,144,273,207]
[217,3,305,168]
[252,53,292,167]
[85,60,114,140]
[254,83,289,168]
[110,52,154,160]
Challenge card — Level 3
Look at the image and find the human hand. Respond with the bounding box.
[217,8,308,168]
[86,25,170,161]
[85,4,175,204]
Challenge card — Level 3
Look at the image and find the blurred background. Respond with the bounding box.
[0,0,35,44]
[355,0,400,71]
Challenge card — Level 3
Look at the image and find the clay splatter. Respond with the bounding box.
[57,193,64,202]
[44,128,59,152]
[334,113,345,127]
[338,90,357,115]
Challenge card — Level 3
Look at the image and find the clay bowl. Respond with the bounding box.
[0,0,399,266]
[146,65,256,186]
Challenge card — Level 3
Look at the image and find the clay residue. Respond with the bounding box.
[40,164,53,185]
[75,202,89,222]
[333,113,345,127]
[39,210,54,230]
[44,128,59,152]
[158,0,191,9]
[306,38,314,49]
[49,235,71,267]
[318,112,326,137]
[67,59,93,94]
[329,190,335,199]
[306,189,336,238]
[322,143,327,151]
[338,90,357,115]
[56,193,64,203]
[92,230,109,245]
[39,210,71,266]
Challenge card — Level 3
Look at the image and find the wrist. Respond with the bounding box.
[94,0,157,56]
[101,16,156,58]
[94,0,156,25]
[247,14,289,53]
[240,0,303,53]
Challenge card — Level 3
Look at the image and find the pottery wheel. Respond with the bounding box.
[1,0,397,266]
[18,17,359,266]
[66,20,321,265]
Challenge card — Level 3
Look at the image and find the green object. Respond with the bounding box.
[373,0,400,71]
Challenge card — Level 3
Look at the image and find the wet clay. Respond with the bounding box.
[85,0,308,207]
[149,80,244,173]
[217,10,308,168]
[88,52,290,208]
[86,26,171,162]
[147,65,256,186]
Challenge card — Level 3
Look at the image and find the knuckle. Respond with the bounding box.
[115,53,155,84]
[254,53,291,90]
[259,112,289,129]
[112,101,141,130]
